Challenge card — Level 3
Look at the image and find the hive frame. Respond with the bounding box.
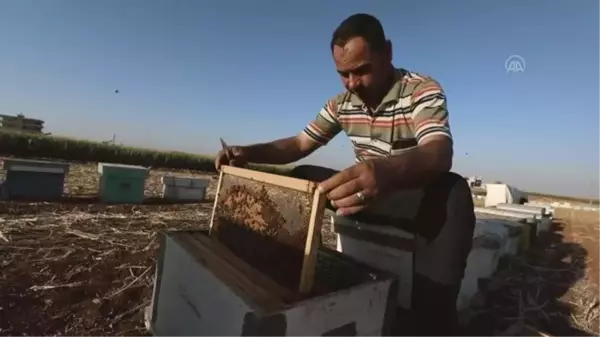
[209,165,327,294]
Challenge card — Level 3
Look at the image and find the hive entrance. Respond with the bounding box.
[209,165,326,293]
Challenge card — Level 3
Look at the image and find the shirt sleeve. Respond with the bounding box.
[410,78,453,144]
[301,99,343,145]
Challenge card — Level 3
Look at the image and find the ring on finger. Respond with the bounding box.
[356,191,367,203]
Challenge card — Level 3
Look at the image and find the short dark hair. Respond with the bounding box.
[330,13,387,52]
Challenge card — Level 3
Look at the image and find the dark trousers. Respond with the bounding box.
[290,165,476,336]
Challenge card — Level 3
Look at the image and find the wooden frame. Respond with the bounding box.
[220,165,318,193]
[209,165,326,294]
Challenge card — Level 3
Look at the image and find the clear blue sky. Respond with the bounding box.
[0,0,598,198]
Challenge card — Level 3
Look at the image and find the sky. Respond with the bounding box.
[0,0,598,198]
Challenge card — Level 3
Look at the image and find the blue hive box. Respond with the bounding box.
[1,158,70,201]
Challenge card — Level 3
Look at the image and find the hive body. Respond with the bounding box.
[1,158,69,200]
[97,163,149,204]
[148,231,398,336]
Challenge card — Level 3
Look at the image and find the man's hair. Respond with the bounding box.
[330,13,387,52]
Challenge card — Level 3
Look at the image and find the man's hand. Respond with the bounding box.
[318,159,393,216]
[214,146,249,171]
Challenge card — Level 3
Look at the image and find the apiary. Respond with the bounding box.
[161,175,210,202]
[0,158,69,200]
[147,165,398,336]
[97,162,149,204]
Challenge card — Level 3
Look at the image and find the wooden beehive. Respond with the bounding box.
[209,165,326,293]
[161,176,209,202]
[330,214,415,310]
[0,158,69,201]
[97,163,149,204]
[147,165,400,335]
[148,230,398,336]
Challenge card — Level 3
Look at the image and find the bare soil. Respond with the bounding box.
[0,163,597,336]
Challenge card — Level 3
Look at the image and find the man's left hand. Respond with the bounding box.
[317,159,392,216]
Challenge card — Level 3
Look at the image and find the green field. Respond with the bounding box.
[0,130,292,176]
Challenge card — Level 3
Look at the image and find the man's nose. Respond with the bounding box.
[347,74,360,90]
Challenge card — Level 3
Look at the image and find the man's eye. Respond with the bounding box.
[354,66,370,76]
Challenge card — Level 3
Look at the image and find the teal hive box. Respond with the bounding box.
[97,163,149,204]
[1,158,70,201]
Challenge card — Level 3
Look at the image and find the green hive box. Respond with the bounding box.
[97,163,149,204]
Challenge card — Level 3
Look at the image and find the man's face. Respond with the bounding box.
[332,37,390,103]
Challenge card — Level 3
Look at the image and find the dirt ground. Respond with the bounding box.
[461,206,599,336]
[0,164,218,336]
[0,164,598,336]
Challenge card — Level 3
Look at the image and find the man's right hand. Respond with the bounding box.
[215,146,249,171]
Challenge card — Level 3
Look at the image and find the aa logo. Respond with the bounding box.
[505,55,526,73]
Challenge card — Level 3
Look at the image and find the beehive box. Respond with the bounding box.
[0,158,69,200]
[97,163,149,204]
[147,165,399,335]
[330,215,414,310]
[161,176,209,202]
[148,230,398,336]
[475,214,529,255]
[331,211,532,312]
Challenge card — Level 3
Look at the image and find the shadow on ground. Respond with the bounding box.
[460,220,592,336]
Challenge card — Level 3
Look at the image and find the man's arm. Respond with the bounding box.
[242,99,343,165]
[381,78,453,189]
[241,134,320,165]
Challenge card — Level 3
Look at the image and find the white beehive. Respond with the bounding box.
[147,230,398,336]
[330,215,414,310]
[161,176,210,202]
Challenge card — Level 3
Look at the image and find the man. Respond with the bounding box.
[214,13,475,336]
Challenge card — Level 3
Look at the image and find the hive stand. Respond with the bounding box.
[97,163,149,204]
[161,176,210,202]
[0,158,69,201]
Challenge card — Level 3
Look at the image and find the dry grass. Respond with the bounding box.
[0,164,218,335]
[464,209,600,336]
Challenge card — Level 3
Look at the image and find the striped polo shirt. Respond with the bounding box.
[303,68,452,162]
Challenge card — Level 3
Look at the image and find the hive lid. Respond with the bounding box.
[2,157,70,171]
[97,162,149,174]
[161,175,210,188]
